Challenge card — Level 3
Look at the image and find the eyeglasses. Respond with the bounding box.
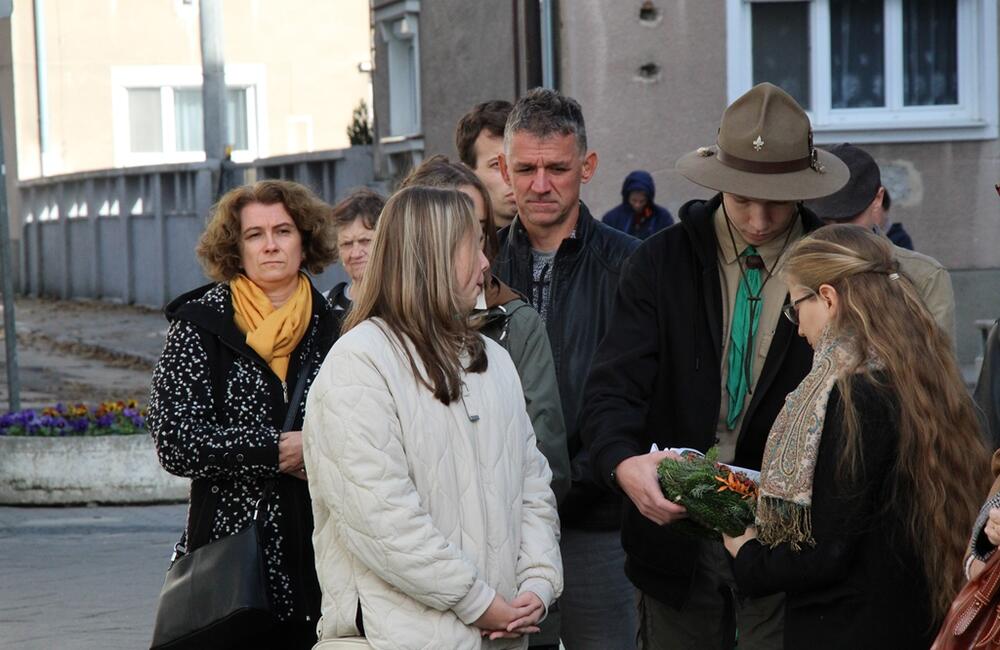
[782,292,816,325]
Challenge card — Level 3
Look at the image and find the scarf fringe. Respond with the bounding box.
[756,496,815,551]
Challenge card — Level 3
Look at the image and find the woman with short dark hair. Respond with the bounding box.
[327,188,385,314]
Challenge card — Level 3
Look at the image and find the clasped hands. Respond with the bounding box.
[473,592,545,640]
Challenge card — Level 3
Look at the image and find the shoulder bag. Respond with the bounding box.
[149,353,315,650]
[932,550,1000,650]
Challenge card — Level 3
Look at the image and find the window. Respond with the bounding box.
[171,87,249,152]
[375,1,421,138]
[727,0,998,142]
[127,89,163,153]
[112,65,265,166]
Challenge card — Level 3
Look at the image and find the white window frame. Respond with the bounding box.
[726,0,998,143]
[111,64,267,166]
[375,0,422,140]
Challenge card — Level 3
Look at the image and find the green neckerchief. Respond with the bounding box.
[726,245,761,429]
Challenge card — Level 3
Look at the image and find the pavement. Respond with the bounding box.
[0,504,187,650]
[0,298,180,648]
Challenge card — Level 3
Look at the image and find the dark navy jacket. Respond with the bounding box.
[601,170,674,240]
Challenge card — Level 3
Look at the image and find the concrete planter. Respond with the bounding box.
[0,434,188,505]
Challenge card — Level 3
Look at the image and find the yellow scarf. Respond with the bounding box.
[230,273,312,382]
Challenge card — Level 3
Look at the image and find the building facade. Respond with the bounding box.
[371,0,1000,367]
[9,0,373,178]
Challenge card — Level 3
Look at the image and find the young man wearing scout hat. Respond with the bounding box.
[581,83,848,649]
[804,142,955,342]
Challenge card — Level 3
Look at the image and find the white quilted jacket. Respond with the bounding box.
[303,320,563,650]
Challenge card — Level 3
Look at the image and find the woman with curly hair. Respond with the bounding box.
[722,224,990,649]
[149,179,339,648]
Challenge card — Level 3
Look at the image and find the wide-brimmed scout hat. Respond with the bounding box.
[676,83,848,201]
[802,143,881,220]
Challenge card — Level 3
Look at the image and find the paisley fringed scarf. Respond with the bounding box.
[756,329,878,549]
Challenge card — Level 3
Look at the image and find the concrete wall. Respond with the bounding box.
[562,1,727,221]
[371,0,518,173]
[953,269,1000,369]
[9,0,371,178]
[417,1,517,159]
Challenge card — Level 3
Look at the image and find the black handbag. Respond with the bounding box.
[150,489,275,649]
[150,353,315,650]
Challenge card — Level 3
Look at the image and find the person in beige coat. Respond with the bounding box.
[303,186,563,650]
[804,143,956,343]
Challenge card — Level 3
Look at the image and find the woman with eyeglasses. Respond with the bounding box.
[720,224,989,649]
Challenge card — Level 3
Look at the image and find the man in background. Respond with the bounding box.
[456,100,517,227]
[601,170,674,240]
[804,143,954,341]
[494,87,640,649]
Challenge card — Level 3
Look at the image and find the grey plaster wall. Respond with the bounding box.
[858,141,1000,272]
[417,1,517,159]
[371,0,518,162]
[561,1,726,221]
[953,268,1000,369]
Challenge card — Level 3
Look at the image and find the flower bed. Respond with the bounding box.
[0,400,146,437]
[0,401,187,505]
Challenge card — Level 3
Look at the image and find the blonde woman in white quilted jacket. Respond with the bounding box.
[302,186,563,650]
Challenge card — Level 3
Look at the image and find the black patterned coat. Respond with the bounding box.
[149,280,338,623]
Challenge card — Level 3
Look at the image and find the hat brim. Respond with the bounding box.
[676,146,849,202]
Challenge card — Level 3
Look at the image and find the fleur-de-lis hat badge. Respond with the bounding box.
[675,82,849,201]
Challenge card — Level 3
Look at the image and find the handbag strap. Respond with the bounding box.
[282,341,316,433]
[173,343,317,560]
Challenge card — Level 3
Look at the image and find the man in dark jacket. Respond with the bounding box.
[494,87,640,650]
[582,83,849,649]
[601,169,674,240]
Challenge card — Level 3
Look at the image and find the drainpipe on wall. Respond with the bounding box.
[33,0,48,177]
[539,0,556,89]
[199,0,229,197]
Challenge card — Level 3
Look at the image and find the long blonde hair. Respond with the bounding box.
[342,186,486,404]
[784,224,989,617]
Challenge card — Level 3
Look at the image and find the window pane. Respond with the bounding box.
[830,0,885,108]
[127,89,163,153]
[752,2,811,110]
[174,88,204,152]
[226,88,249,150]
[903,0,957,106]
